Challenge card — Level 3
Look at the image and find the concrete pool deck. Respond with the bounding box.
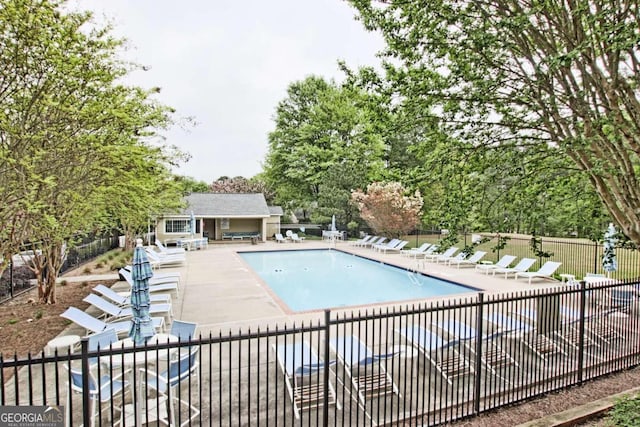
[92,239,560,336]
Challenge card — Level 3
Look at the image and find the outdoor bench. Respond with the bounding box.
[222,232,261,240]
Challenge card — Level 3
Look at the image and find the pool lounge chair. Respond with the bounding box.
[516,307,601,351]
[144,249,186,268]
[378,240,409,254]
[290,233,304,243]
[273,341,340,418]
[514,261,562,284]
[351,235,374,246]
[475,255,517,275]
[493,257,536,278]
[83,294,173,322]
[396,325,473,384]
[448,251,487,268]
[400,243,431,258]
[60,307,164,337]
[120,269,180,296]
[372,238,400,252]
[484,312,562,361]
[155,239,186,255]
[93,284,171,306]
[123,265,181,282]
[361,237,386,248]
[275,233,287,243]
[329,335,400,406]
[119,268,180,287]
[423,247,458,263]
[435,248,464,264]
[435,319,517,380]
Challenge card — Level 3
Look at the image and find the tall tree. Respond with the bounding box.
[350,0,640,244]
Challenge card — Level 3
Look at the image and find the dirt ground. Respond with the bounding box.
[0,262,638,425]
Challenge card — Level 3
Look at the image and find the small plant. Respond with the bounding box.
[83,266,92,274]
[607,394,640,426]
[8,319,18,325]
[59,280,67,287]
[95,262,104,269]
[81,281,88,287]
[34,310,43,320]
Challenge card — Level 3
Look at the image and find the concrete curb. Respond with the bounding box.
[516,387,640,427]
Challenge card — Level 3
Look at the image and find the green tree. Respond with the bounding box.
[350,0,640,244]
[264,75,387,217]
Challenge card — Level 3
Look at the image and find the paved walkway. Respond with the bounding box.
[59,239,555,337]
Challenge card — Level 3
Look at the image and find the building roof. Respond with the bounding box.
[177,193,272,218]
[268,206,284,216]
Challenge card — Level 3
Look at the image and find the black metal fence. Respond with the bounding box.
[1,280,639,426]
[409,232,640,281]
[0,235,119,303]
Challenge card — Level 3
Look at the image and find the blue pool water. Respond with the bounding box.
[239,249,476,311]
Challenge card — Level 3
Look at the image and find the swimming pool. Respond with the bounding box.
[239,249,477,311]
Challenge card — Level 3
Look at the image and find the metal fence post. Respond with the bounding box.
[9,261,13,299]
[80,338,91,426]
[323,309,331,427]
[474,292,485,414]
[593,240,599,275]
[577,282,586,383]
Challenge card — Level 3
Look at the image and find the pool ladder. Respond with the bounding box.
[407,271,422,286]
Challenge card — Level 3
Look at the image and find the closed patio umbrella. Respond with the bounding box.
[190,211,196,237]
[331,215,336,232]
[128,239,155,345]
[602,223,618,278]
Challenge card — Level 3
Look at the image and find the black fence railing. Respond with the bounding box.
[0,235,119,304]
[406,232,640,281]
[1,280,639,426]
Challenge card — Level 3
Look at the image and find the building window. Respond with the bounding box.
[165,219,190,234]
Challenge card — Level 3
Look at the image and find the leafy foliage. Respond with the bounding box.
[351,182,423,238]
[607,394,640,427]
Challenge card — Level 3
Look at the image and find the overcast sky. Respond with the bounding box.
[74,1,385,183]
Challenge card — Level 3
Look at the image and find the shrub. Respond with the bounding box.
[607,394,640,426]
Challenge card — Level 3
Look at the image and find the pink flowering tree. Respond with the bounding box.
[351,182,423,238]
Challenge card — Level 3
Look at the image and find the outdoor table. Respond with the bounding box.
[104,333,179,426]
[46,334,80,356]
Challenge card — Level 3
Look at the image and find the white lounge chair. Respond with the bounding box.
[448,251,487,268]
[493,257,536,278]
[290,233,304,243]
[273,341,339,418]
[275,233,287,243]
[329,335,400,406]
[396,325,473,384]
[350,235,374,246]
[515,261,562,284]
[400,243,431,258]
[120,269,180,296]
[378,240,409,254]
[60,307,164,337]
[423,247,458,263]
[372,238,400,252]
[93,284,171,306]
[83,294,173,321]
[475,255,517,275]
[144,249,186,268]
[155,239,186,255]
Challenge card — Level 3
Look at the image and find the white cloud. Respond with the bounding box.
[74,0,385,182]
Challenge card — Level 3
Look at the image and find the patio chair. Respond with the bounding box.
[448,251,487,268]
[493,257,536,278]
[329,335,400,405]
[123,265,181,282]
[434,319,518,381]
[275,233,287,243]
[290,233,304,243]
[138,347,200,427]
[475,255,517,275]
[350,235,374,246]
[60,307,165,337]
[423,247,458,263]
[435,248,465,264]
[83,294,173,322]
[162,320,199,360]
[155,240,186,255]
[93,284,172,306]
[361,236,387,248]
[514,261,562,284]
[372,238,400,252]
[120,269,180,296]
[120,268,180,287]
[396,324,473,384]
[273,341,340,419]
[66,365,129,427]
[400,243,431,258]
[484,312,563,361]
[87,328,119,368]
[145,249,186,268]
[378,240,409,254]
[516,307,600,351]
